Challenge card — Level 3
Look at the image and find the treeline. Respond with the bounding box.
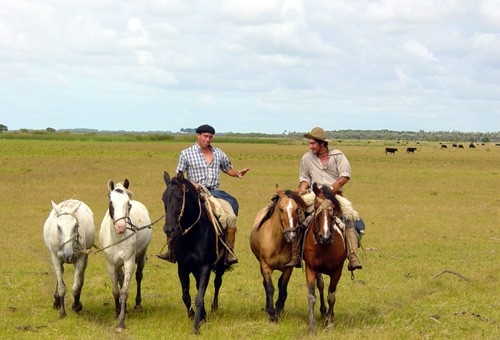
[1,127,498,143]
[227,129,497,143]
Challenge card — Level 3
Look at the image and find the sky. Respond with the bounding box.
[1,1,499,134]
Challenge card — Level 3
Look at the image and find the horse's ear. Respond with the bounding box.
[108,179,115,191]
[51,201,59,214]
[124,179,129,189]
[71,200,82,214]
[275,184,284,196]
[164,171,171,185]
[176,171,184,181]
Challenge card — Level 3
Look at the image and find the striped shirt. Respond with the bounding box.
[176,143,232,190]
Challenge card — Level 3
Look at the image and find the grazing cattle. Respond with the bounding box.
[441,145,447,149]
[458,144,464,148]
[452,144,457,148]
[469,143,476,149]
[385,147,398,154]
[406,147,417,154]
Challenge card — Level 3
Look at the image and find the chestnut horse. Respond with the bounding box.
[249,184,307,322]
[303,184,347,334]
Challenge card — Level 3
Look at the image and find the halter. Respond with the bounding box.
[277,196,300,240]
[56,211,84,253]
[310,197,335,244]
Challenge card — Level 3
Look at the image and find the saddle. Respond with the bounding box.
[199,189,232,263]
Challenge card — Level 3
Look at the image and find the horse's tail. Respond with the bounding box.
[335,195,360,222]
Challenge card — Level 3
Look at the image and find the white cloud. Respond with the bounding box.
[404,39,438,62]
[0,0,498,133]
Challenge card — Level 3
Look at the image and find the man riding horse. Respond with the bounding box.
[293,127,363,272]
[158,124,250,266]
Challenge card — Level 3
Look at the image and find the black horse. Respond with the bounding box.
[162,171,232,334]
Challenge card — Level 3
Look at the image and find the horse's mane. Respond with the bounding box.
[284,190,308,210]
[174,172,198,196]
[320,187,341,212]
[257,189,307,228]
[320,186,359,221]
[58,199,80,210]
[114,183,134,200]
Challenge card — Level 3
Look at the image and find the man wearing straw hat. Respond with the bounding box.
[292,126,363,272]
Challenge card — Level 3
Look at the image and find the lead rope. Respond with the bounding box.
[86,214,164,255]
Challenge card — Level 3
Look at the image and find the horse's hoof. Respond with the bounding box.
[134,305,143,312]
[114,326,125,333]
[72,302,83,313]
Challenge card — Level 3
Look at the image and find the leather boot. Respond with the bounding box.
[225,227,238,265]
[285,234,302,268]
[345,224,362,271]
[156,235,176,263]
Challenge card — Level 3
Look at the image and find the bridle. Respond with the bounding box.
[278,196,301,241]
[310,197,335,244]
[56,211,83,252]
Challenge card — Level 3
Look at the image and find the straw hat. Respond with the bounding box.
[303,127,327,142]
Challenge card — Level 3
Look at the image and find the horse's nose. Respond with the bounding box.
[318,231,332,244]
[284,230,296,243]
[114,219,127,234]
[165,224,176,237]
[58,250,75,264]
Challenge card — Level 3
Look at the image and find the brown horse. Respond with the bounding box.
[303,184,347,334]
[249,184,308,322]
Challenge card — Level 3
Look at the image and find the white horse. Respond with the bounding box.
[99,179,152,333]
[43,199,95,319]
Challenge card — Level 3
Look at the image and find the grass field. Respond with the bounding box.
[0,138,498,339]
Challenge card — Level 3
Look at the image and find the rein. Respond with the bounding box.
[177,183,202,236]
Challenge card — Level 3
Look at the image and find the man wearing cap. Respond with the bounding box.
[292,126,363,271]
[157,124,250,265]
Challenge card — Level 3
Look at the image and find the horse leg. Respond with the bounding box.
[193,266,211,334]
[306,267,317,334]
[211,266,224,312]
[178,268,194,318]
[52,255,67,318]
[275,268,293,318]
[316,273,327,317]
[71,254,88,313]
[325,270,342,329]
[134,254,146,311]
[105,264,121,318]
[260,265,277,322]
[115,260,134,333]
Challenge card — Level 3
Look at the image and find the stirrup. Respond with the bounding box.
[225,254,238,265]
[347,261,362,271]
[285,258,302,268]
[157,252,176,263]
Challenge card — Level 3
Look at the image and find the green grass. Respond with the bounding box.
[0,139,498,339]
